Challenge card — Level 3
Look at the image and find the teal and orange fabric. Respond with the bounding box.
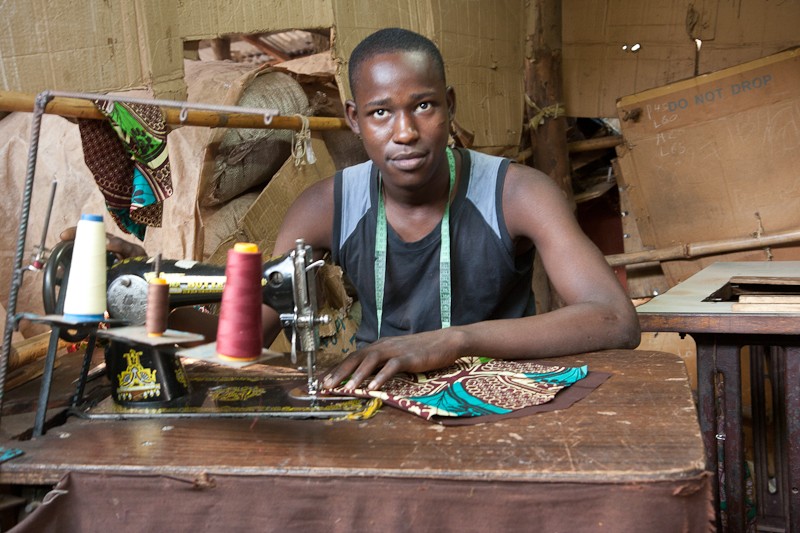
[78,101,172,240]
[328,357,608,425]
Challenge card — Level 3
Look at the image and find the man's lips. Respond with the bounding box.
[388,152,427,171]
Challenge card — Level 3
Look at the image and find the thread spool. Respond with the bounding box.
[62,214,107,321]
[146,277,169,336]
[216,242,263,361]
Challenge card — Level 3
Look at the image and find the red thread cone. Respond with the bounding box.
[216,243,263,361]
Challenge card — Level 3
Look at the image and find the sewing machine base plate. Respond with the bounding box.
[75,364,376,420]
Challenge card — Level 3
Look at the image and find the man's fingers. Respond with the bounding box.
[107,236,146,258]
[321,355,364,389]
[366,361,402,391]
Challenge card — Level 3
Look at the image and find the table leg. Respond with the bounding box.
[716,342,745,533]
[695,338,721,528]
[751,346,789,530]
[785,346,800,532]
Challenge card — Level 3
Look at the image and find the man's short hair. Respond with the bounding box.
[348,28,446,95]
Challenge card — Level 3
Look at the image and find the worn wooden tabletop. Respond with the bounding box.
[0,349,705,487]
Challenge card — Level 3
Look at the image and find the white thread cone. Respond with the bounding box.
[62,214,107,320]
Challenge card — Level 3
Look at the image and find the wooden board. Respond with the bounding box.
[614,158,670,298]
[616,48,800,286]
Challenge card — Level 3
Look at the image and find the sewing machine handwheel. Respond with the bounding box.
[42,240,73,317]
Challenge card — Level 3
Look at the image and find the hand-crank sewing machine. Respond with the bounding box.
[42,236,331,396]
[112,239,328,392]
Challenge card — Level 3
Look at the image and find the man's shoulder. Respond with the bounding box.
[341,159,374,180]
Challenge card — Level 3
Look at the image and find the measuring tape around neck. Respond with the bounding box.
[375,147,456,337]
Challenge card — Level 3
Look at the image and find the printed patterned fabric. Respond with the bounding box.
[329,357,608,425]
[78,100,173,240]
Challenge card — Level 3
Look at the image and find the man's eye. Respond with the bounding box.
[418,102,430,111]
[372,109,387,117]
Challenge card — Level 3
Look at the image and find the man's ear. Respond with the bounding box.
[345,99,361,135]
[446,86,456,120]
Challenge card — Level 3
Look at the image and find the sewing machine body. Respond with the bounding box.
[106,252,296,325]
[45,239,329,409]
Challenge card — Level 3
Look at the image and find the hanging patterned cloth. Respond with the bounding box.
[78,100,173,240]
[328,357,610,426]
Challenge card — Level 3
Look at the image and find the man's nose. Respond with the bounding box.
[392,111,419,144]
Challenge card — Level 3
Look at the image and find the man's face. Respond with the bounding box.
[346,50,454,192]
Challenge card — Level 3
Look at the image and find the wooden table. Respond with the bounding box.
[0,349,710,532]
[637,261,800,533]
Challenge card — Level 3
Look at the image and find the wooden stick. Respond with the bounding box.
[0,90,350,131]
[606,227,800,267]
[8,331,69,372]
[739,295,800,304]
[6,355,64,392]
[567,135,623,153]
[729,276,800,286]
[732,302,800,313]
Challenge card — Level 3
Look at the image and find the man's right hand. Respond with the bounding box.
[59,227,147,260]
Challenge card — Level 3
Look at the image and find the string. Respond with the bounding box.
[525,94,565,130]
[374,147,456,337]
[291,114,316,166]
[216,242,263,361]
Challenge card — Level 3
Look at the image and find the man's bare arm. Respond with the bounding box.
[323,164,640,392]
[262,177,336,347]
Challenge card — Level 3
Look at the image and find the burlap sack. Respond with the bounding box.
[199,70,310,207]
[202,137,358,359]
[200,191,260,261]
[205,137,335,265]
[274,52,369,170]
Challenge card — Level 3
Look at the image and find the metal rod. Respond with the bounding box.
[32,327,62,437]
[32,180,58,270]
[0,91,52,422]
[70,334,97,408]
[49,89,282,121]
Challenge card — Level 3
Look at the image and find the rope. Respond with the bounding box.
[291,114,316,166]
[525,94,565,130]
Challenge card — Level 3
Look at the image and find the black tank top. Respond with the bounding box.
[332,148,535,347]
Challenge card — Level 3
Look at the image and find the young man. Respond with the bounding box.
[265,28,640,393]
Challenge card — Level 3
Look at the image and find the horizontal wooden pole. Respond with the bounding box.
[567,135,622,153]
[0,90,350,131]
[606,227,800,267]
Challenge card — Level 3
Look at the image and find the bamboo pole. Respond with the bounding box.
[567,135,623,153]
[0,90,350,131]
[606,228,800,267]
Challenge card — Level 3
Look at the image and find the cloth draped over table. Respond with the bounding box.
[329,357,610,426]
[78,101,173,240]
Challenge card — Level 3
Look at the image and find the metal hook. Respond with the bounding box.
[179,107,189,123]
[263,113,273,126]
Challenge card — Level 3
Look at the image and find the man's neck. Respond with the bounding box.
[381,149,460,242]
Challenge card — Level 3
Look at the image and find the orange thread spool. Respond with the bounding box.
[146,277,169,337]
[216,243,263,361]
